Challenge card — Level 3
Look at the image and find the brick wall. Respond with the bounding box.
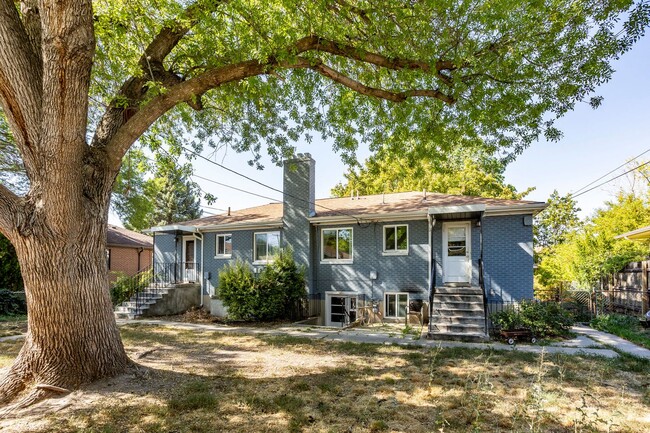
[108,246,153,283]
[482,214,534,301]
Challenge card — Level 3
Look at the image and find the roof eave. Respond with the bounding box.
[309,210,428,225]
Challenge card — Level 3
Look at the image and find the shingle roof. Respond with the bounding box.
[169,191,544,228]
[107,225,154,248]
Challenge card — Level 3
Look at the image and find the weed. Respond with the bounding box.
[369,420,389,432]
[168,381,218,412]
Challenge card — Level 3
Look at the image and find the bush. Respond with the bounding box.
[217,249,307,321]
[0,289,27,315]
[491,300,574,337]
[110,269,152,305]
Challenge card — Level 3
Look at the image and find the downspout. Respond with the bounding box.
[194,231,204,307]
[427,214,436,336]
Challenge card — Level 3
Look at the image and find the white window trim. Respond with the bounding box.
[320,227,354,264]
[384,292,409,318]
[214,233,232,259]
[253,231,281,264]
[382,224,409,256]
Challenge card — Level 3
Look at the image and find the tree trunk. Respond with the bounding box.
[0,206,131,405]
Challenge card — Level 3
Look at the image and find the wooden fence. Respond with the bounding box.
[598,260,650,316]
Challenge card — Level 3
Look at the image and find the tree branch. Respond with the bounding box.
[310,61,455,104]
[0,0,43,171]
[19,0,41,56]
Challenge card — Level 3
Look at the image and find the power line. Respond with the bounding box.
[184,146,365,223]
[192,174,282,204]
[571,160,650,199]
[571,147,650,195]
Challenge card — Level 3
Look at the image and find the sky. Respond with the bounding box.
[109,33,650,226]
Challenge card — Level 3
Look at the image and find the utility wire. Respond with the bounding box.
[571,160,650,199]
[192,174,282,204]
[571,147,650,195]
[184,146,365,223]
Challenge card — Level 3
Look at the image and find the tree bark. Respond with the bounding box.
[0,202,131,406]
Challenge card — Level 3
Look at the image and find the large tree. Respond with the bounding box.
[112,151,202,230]
[0,0,648,406]
[331,144,533,199]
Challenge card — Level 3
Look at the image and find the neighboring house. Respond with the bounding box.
[148,154,546,340]
[107,225,153,283]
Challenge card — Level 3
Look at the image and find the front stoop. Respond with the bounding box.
[114,283,200,319]
[427,286,489,342]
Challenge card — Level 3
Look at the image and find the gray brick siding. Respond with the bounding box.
[482,215,534,301]
[313,220,430,303]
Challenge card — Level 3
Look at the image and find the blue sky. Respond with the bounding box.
[110,33,650,225]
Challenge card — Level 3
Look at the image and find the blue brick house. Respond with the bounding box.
[148,154,545,340]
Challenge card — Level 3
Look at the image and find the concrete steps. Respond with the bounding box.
[428,286,488,342]
[114,285,171,319]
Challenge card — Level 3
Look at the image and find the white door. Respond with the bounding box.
[182,236,197,282]
[443,222,471,284]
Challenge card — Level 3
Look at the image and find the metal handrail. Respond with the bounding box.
[428,260,437,335]
[478,258,488,334]
[134,261,201,311]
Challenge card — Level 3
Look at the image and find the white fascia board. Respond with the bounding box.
[197,220,284,232]
[144,225,198,234]
[614,225,650,240]
[309,210,427,225]
[428,204,486,215]
[483,203,547,216]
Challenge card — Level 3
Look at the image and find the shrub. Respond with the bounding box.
[217,248,307,321]
[0,289,27,315]
[110,269,152,305]
[491,300,574,337]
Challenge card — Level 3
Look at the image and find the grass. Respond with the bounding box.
[1,324,649,433]
[0,314,27,338]
[590,313,650,350]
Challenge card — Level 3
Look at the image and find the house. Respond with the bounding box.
[147,154,546,340]
[107,225,153,283]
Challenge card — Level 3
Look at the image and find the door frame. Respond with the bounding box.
[325,291,358,327]
[442,221,471,284]
[182,235,197,282]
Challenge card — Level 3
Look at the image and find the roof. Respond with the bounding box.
[150,191,546,232]
[107,225,154,249]
[615,225,650,241]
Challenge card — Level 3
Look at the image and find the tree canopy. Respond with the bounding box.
[331,143,532,199]
[113,151,202,230]
[536,192,650,289]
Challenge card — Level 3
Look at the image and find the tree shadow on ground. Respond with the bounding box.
[0,326,648,433]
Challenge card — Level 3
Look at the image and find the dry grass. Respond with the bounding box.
[0,323,649,433]
[0,315,27,338]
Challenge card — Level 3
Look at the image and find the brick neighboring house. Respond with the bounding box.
[147,154,546,340]
[107,225,153,283]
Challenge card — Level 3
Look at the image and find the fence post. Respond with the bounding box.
[643,260,649,314]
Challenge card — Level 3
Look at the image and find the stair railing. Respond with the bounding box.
[428,259,437,335]
[478,258,488,334]
[133,261,201,312]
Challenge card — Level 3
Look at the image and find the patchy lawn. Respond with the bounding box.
[1,324,649,433]
[0,315,27,338]
[591,314,650,350]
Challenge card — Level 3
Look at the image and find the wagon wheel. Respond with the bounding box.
[507,338,515,345]
[530,337,537,344]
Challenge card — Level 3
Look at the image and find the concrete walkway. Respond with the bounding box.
[572,324,650,360]
[3,320,649,360]
[111,319,621,359]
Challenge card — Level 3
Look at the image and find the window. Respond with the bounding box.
[321,228,353,262]
[383,224,408,254]
[384,293,408,318]
[215,234,232,258]
[254,231,280,263]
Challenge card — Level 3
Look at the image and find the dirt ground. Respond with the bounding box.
[0,323,649,433]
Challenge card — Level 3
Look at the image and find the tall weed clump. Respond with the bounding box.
[217,248,307,321]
